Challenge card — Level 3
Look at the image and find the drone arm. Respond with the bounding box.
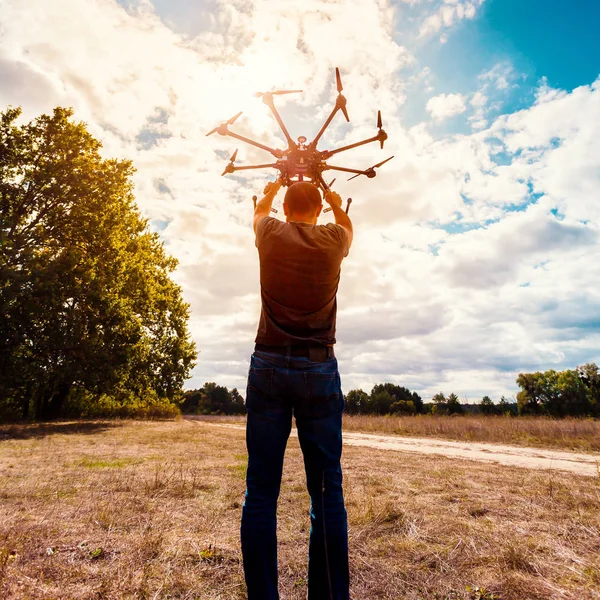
[262,95,296,150]
[224,130,283,158]
[324,134,380,158]
[313,172,331,193]
[310,105,340,150]
[230,163,281,172]
[322,164,370,176]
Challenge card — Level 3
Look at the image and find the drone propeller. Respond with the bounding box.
[377,110,388,149]
[347,155,394,181]
[221,149,239,176]
[206,111,243,136]
[255,90,303,98]
[335,68,350,122]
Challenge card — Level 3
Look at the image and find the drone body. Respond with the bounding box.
[206,68,394,203]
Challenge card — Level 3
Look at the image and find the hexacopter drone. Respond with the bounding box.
[206,68,393,214]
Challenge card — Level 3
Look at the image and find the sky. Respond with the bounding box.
[1,0,599,402]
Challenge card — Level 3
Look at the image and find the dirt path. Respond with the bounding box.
[185,417,600,477]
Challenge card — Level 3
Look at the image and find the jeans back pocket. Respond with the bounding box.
[297,371,341,419]
[246,367,275,412]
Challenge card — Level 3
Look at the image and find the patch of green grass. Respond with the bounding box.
[229,461,247,480]
[75,457,138,469]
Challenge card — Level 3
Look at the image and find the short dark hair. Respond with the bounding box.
[284,182,322,215]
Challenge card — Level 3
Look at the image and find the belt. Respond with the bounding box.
[255,343,335,362]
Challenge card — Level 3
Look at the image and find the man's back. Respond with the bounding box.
[255,217,349,346]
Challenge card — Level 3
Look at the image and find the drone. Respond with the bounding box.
[206,68,393,214]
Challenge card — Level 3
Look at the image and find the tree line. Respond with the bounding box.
[182,383,245,415]
[344,363,599,418]
[516,363,599,417]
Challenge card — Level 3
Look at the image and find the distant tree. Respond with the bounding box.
[0,107,196,420]
[577,362,600,416]
[181,389,202,414]
[370,389,395,415]
[554,369,590,417]
[498,396,518,416]
[183,384,246,415]
[370,383,423,414]
[230,388,245,415]
[390,400,416,415]
[516,369,593,417]
[430,392,447,415]
[516,372,545,415]
[446,393,463,415]
[345,389,369,415]
[480,395,497,415]
[198,383,231,414]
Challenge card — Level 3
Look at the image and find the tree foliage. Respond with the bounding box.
[479,395,497,415]
[344,383,422,415]
[182,384,245,415]
[0,107,196,420]
[516,365,599,417]
[345,388,369,415]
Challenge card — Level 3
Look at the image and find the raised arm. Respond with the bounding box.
[324,190,353,249]
[253,180,282,234]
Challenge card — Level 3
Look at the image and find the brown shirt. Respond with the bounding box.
[255,217,349,346]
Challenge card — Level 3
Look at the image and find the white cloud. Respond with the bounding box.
[478,62,516,91]
[426,92,467,120]
[419,0,485,39]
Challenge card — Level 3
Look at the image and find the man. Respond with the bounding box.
[241,179,353,600]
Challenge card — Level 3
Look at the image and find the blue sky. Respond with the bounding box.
[2,0,599,400]
[401,0,600,131]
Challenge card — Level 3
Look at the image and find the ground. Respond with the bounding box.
[0,418,599,599]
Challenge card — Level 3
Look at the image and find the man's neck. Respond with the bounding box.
[286,215,317,225]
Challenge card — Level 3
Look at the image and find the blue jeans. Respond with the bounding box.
[241,350,349,600]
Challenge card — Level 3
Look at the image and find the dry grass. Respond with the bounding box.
[1,419,599,599]
[191,414,600,452]
[341,415,600,452]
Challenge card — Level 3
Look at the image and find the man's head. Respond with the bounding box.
[283,182,323,223]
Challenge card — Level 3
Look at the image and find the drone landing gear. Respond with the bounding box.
[323,197,352,215]
[252,195,278,213]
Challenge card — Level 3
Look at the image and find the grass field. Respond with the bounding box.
[191,414,600,453]
[1,419,599,599]
[342,415,600,452]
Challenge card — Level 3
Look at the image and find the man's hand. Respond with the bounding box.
[254,179,282,233]
[324,190,353,250]
[324,190,342,209]
[263,180,282,198]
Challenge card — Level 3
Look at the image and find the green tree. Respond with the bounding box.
[498,396,517,416]
[480,395,497,415]
[516,372,545,415]
[578,362,600,416]
[370,383,423,414]
[430,392,447,415]
[390,400,416,415]
[370,389,394,415]
[230,388,245,415]
[181,389,203,414]
[516,369,593,417]
[446,392,463,415]
[0,107,196,420]
[197,383,231,414]
[345,389,369,415]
